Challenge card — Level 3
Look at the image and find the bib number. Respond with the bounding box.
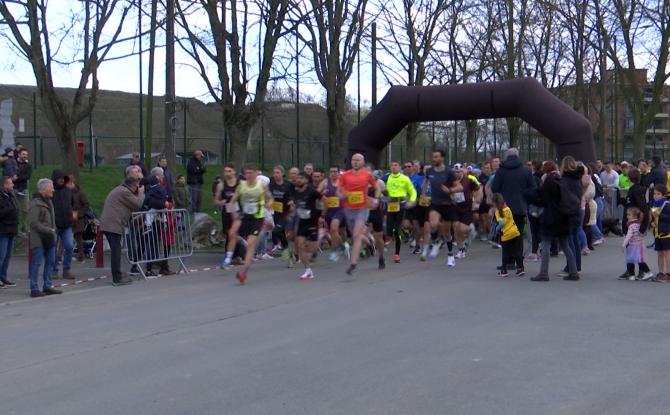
[326,196,340,208]
[243,202,259,215]
[387,201,400,213]
[297,208,311,220]
[225,203,239,214]
[272,201,283,213]
[451,192,466,204]
[347,191,364,205]
[419,196,431,207]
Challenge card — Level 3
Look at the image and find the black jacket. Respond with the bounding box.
[51,170,74,229]
[561,168,586,232]
[526,171,570,237]
[186,156,206,185]
[14,159,32,192]
[0,189,18,235]
[645,164,667,188]
[625,183,650,234]
[491,156,536,216]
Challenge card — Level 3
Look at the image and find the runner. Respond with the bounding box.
[421,150,460,266]
[449,164,480,259]
[319,166,347,261]
[269,166,292,255]
[338,153,381,275]
[289,172,325,280]
[368,170,387,269]
[215,163,241,268]
[229,165,274,285]
[385,161,417,263]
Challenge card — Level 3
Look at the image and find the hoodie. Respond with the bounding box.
[490,156,536,216]
[51,169,73,229]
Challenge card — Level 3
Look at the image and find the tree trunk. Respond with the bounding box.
[465,120,477,161]
[56,124,79,176]
[326,90,347,167]
[506,117,521,149]
[228,122,252,167]
[405,123,419,161]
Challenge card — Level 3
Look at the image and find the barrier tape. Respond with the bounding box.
[52,265,221,289]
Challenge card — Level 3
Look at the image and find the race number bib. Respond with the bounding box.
[326,196,340,208]
[419,196,431,207]
[387,201,400,213]
[225,202,239,213]
[272,201,283,213]
[297,208,311,219]
[243,202,259,215]
[451,192,466,204]
[347,191,364,205]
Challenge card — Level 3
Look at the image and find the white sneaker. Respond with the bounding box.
[328,250,341,262]
[455,250,466,259]
[640,272,655,281]
[300,270,314,280]
[592,238,605,246]
[260,253,274,260]
[628,275,637,281]
[409,239,417,248]
[447,255,456,267]
[429,244,440,258]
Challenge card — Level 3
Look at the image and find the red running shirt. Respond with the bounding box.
[339,169,376,209]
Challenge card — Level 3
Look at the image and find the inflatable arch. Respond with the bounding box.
[347,77,595,166]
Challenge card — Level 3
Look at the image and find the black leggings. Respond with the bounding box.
[627,262,650,274]
[501,235,524,271]
[386,211,404,255]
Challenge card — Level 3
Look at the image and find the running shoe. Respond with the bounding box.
[260,253,274,260]
[412,246,421,255]
[515,268,526,277]
[429,244,440,258]
[346,264,357,275]
[581,248,591,256]
[236,271,247,285]
[1,279,16,287]
[592,238,604,246]
[328,250,341,262]
[446,255,455,267]
[497,270,509,277]
[343,242,351,260]
[220,257,232,268]
[392,254,400,263]
[300,270,314,280]
[639,271,655,281]
[617,272,633,280]
[455,249,466,259]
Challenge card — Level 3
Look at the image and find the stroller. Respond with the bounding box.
[76,207,100,259]
[602,187,623,236]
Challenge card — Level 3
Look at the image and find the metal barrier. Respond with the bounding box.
[124,208,193,279]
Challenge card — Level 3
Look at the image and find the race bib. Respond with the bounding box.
[387,201,400,213]
[297,208,311,219]
[243,202,259,215]
[326,196,340,208]
[419,196,431,207]
[272,201,283,213]
[347,191,364,205]
[225,202,239,213]
[451,192,466,204]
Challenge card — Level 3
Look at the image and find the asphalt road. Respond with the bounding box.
[2,238,670,415]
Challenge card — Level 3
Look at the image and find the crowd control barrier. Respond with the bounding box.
[124,208,193,279]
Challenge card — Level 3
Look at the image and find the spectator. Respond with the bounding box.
[0,176,18,288]
[186,150,206,213]
[2,148,17,180]
[28,178,62,297]
[623,167,649,235]
[599,161,619,189]
[173,175,188,210]
[50,170,75,280]
[560,156,586,277]
[14,148,32,234]
[128,152,148,178]
[157,156,174,198]
[526,160,544,261]
[491,148,537,233]
[588,162,605,245]
[67,175,90,262]
[645,155,667,191]
[143,174,169,276]
[618,161,632,190]
[101,176,145,286]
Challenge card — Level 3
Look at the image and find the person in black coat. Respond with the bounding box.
[0,176,18,287]
[624,167,650,235]
[491,148,536,232]
[186,150,206,213]
[526,160,579,281]
[143,175,169,276]
[50,170,75,280]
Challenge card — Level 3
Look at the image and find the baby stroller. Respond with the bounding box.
[75,207,100,259]
[602,187,623,236]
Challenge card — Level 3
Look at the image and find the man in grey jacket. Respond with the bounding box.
[28,178,62,297]
[101,176,145,285]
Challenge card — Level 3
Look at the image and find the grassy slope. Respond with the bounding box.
[29,164,225,217]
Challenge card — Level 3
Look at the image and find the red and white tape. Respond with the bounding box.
[53,265,222,288]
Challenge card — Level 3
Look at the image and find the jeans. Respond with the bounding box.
[30,246,55,291]
[104,232,123,283]
[53,227,73,274]
[540,236,577,276]
[576,209,587,254]
[566,230,582,271]
[0,234,14,281]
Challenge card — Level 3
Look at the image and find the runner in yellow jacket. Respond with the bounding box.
[385,161,417,263]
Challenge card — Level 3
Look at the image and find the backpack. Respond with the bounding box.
[557,178,581,217]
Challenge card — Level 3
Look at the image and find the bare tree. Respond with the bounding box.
[292,0,369,166]
[175,0,289,164]
[0,0,132,175]
[595,0,670,160]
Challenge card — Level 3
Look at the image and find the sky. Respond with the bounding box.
[0,0,382,108]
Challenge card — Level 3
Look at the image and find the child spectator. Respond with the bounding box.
[619,207,654,281]
[651,184,670,282]
[492,193,524,277]
[173,175,189,210]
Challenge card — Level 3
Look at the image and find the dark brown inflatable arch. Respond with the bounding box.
[347,77,595,167]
